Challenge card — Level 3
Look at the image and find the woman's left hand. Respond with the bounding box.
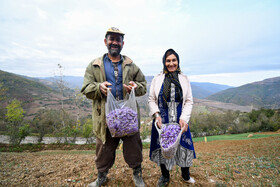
[179,119,188,133]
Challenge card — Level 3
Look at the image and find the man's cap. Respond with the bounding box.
[106,27,125,36]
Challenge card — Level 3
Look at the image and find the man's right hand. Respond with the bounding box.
[100,81,112,96]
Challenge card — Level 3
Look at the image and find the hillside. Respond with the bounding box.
[0,70,91,119]
[207,76,280,108]
[0,70,53,102]
[0,70,259,121]
[191,82,233,99]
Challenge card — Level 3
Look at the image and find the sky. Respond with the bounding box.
[0,0,280,87]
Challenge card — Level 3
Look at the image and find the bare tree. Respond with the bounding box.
[55,64,67,111]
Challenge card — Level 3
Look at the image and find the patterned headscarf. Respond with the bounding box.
[162,49,183,108]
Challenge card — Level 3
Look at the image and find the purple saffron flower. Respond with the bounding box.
[106,107,138,137]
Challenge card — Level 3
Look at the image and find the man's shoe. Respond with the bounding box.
[157,175,170,187]
[88,171,108,187]
[133,166,145,187]
[182,176,195,184]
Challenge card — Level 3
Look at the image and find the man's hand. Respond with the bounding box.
[179,119,188,133]
[123,81,137,93]
[100,81,112,96]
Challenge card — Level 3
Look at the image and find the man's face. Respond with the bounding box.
[104,33,124,57]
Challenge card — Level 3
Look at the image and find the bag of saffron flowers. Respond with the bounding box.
[105,87,138,137]
[155,121,183,159]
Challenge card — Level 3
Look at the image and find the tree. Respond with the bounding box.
[33,109,59,142]
[82,118,94,144]
[0,83,7,101]
[0,83,8,131]
[55,64,67,110]
[5,99,30,145]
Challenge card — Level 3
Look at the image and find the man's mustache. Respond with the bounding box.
[109,44,120,49]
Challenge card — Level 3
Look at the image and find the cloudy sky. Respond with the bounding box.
[0,0,280,86]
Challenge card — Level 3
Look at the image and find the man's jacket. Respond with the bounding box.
[81,54,147,143]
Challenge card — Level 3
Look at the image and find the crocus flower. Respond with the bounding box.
[159,124,181,159]
[106,107,138,137]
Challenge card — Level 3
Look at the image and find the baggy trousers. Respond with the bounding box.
[95,128,143,172]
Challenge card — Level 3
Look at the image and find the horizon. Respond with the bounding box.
[1,0,280,87]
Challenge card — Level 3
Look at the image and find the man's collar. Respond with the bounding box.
[92,54,132,66]
[105,53,123,63]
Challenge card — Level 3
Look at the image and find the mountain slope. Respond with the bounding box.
[0,70,91,119]
[191,82,233,98]
[206,77,280,108]
[0,70,53,102]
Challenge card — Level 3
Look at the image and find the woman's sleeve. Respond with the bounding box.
[179,77,193,123]
[148,76,160,117]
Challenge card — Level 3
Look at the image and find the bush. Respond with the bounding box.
[5,99,30,145]
[82,119,94,144]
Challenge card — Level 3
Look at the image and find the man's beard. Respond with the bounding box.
[108,44,122,57]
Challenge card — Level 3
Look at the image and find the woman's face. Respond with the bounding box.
[165,54,178,72]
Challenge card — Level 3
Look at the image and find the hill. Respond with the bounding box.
[191,82,233,99]
[0,70,53,102]
[0,70,257,121]
[207,76,280,108]
[0,70,91,119]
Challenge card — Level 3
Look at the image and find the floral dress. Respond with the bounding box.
[149,83,196,170]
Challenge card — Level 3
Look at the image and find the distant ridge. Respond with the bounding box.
[191,82,233,99]
[207,76,280,109]
[37,75,233,99]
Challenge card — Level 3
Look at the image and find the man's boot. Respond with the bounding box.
[88,171,108,187]
[132,166,145,187]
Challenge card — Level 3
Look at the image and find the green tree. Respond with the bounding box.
[33,109,59,142]
[0,83,7,101]
[0,83,8,131]
[82,118,94,144]
[5,99,30,145]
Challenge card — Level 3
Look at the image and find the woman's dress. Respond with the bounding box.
[149,83,196,170]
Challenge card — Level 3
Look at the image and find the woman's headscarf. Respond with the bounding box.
[162,49,183,108]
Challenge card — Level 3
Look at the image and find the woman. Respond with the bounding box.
[148,49,196,186]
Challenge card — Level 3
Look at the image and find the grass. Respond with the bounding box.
[193,132,280,142]
[194,135,280,186]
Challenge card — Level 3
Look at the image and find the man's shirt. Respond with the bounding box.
[104,54,123,100]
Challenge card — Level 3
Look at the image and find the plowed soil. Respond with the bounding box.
[1,133,279,186]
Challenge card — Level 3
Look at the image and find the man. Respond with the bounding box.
[81,27,147,187]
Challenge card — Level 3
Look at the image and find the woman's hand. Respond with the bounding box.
[179,119,188,133]
[154,113,162,129]
[123,81,137,93]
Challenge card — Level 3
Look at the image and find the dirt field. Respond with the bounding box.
[0,134,279,186]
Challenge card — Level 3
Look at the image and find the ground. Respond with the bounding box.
[0,133,279,186]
